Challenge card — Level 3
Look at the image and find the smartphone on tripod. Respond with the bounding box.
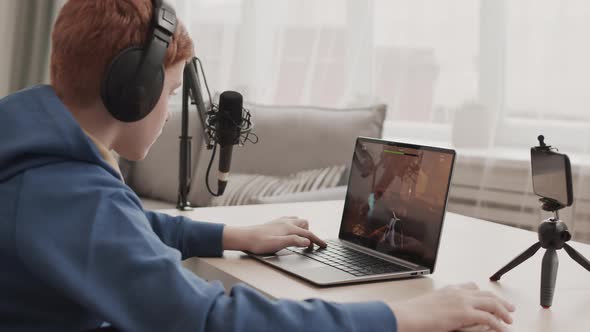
[531,141,574,210]
[491,136,590,308]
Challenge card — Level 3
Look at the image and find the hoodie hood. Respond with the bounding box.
[0,84,122,182]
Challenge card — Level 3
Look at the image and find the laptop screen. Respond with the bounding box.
[339,137,455,272]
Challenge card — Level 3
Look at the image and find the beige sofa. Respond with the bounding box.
[120,100,387,210]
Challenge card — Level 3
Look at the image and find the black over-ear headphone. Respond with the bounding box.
[101,0,177,122]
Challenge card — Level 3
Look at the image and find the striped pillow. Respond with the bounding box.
[210,165,347,206]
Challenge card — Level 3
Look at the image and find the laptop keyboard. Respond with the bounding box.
[287,240,411,277]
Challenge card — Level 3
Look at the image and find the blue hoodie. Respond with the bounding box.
[0,85,397,332]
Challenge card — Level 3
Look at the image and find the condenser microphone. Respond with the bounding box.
[177,57,257,208]
[215,91,243,195]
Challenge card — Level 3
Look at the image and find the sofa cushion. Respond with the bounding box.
[216,102,386,176]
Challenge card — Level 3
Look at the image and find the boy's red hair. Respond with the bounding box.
[50,0,193,107]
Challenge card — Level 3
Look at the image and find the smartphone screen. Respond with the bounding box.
[531,149,573,207]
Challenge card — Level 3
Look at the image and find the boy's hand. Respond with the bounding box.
[222,217,327,254]
[388,283,515,332]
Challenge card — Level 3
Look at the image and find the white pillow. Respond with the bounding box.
[210,165,347,206]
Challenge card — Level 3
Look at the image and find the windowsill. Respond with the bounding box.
[382,121,590,169]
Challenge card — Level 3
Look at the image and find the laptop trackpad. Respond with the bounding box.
[294,266,355,285]
[263,254,355,284]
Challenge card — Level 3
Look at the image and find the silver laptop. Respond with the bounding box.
[249,137,456,286]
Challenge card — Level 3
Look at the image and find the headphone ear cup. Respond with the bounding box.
[101,47,165,122]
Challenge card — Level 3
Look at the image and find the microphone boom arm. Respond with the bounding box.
[186,57,213,148]
[177,57,258,209]
[177,63,195,210]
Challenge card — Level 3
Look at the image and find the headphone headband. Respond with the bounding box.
[130,0,177,94]
[153,0,176,37]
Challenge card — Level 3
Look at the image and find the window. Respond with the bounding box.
[505,0,590,122]
[490,0,590,151]
[173,0,590,152]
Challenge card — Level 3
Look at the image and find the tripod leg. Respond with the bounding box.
[563,243,590,272]
[490,242,542,281]
[541,249,558,308]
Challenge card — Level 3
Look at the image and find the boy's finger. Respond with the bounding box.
[290,226,327,248]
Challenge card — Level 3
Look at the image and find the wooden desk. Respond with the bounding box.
[159,200,590,331]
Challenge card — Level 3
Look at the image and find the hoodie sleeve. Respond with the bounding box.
[15,166,397,332]
[143,209,225,259]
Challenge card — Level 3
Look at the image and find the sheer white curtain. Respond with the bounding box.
[0,0,20,96]
[172,0,590,239]
[0,0,66,97]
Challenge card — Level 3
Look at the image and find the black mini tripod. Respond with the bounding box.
[489,136,590,308]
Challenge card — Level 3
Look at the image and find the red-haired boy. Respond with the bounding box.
[0,1,514,331]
